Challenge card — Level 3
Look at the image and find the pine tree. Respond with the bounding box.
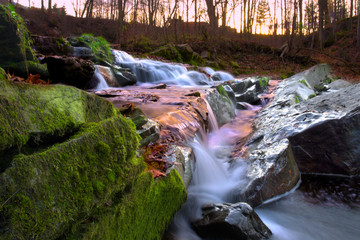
[256,0,271,33]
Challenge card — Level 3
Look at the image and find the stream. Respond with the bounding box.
[100,51,360,240]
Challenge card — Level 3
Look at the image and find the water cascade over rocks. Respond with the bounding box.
[92,51,360,240]
[109,50,234,86]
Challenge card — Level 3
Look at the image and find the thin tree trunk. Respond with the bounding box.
[319,0,325,50]
[299,0,303,36]
[41,0,44,11]
[289,0,297,53]
[48,0,52,13]
[357,4,360,50]
[350,0,354,29]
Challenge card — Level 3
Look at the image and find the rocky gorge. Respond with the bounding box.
[1,4,360,240]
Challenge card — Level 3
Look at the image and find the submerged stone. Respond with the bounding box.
[192,202,272,240]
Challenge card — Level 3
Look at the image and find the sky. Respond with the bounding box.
[15,0,76,16]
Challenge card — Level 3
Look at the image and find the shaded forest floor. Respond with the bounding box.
[17,6,360,82]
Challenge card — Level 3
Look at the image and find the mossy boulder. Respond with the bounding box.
[151,44,183,62]
[0,114,142,240]
[68,34,114,66]
[0,4,36,65]
[61,170,187,240]
[0,69,117,156]
[0,68,187,239]
[0,5,47,77]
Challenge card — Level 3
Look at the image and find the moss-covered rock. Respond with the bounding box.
[0,4,37,66]
[5,60,49,79]
[68,34,114,66]
[61,170,187,240]
[0,70,117,155]
[151,44,183,62]
[0,114,142,240]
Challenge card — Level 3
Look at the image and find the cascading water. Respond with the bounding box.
[169,105,250,240]
[92,66,109,90]
[110,50,234,86]
[93,50,360,239]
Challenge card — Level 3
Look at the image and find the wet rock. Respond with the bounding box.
[234,65,360,207]
[223,84,236,106]
[112,65,137,86]
[327,79,352,91]
[192,203,272,240]
[41,56,95,89]
[210,72,234,82]
[148,83,167,89]
[206,88,236,127]
[226,77,266,106]
[96,65,118,87]
[293,63,333,89]
[289,84,360,176]
[166,145,193,187]
[235,85,260,104]
[71,46,95,60]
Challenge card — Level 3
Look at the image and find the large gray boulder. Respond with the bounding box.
[289,84,360,175]
[192,203,272,240]
[233,64,351,206]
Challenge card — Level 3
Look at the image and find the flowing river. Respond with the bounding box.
[101,51,360,240]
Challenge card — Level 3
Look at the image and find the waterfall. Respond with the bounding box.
[170,110,249,239]
[93,66,109,90]
[112,50,234,86]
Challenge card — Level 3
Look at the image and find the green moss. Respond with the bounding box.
[259,76,270,87]
[6,61,49,78]
[151,44,182,62]
[294,95,300,104]
[0,75,118,154]
[0,114,141,240]
[298,79,310,87]
[216,85,231,104]
[0,5,38,67]
[308,93,316,99]
[72,34,114,65]
[62,170,186,240]
[230,61,240,69]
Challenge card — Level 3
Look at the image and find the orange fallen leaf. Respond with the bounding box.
[146,169,166,178]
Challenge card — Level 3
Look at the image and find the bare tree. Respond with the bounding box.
[319,0,327,50]
[48,0,52,13]
[205,0,218,30]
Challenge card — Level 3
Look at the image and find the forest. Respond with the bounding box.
[12,0,357,81]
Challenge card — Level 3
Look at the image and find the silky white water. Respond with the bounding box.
[109,50,234,86]
[169,106,249,240]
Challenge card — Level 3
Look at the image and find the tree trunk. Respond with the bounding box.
[319,0,325,50]
[357,4,360,50]
[221,0,228,27]
[41,0,44,11]
[289,0,297,53]
[281,0,283,34]
[350,0,354,29]
[299,0,303,36]
[48,0,52,13]
[205,0,218,30]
